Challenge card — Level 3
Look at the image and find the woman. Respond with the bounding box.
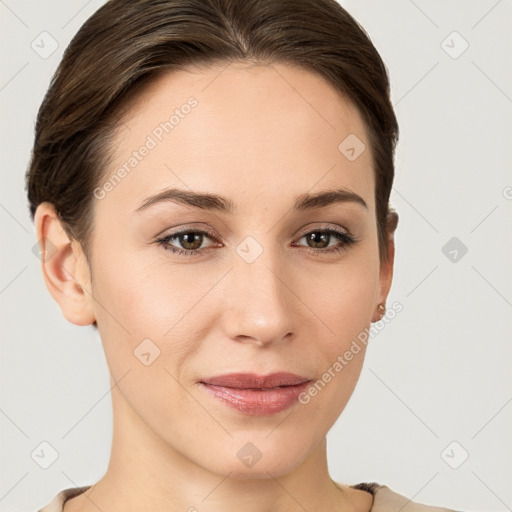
[27,0,462,510]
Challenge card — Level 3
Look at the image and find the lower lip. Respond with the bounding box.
[200,381,311,416]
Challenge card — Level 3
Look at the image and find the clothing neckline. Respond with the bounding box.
[43,482,379,512]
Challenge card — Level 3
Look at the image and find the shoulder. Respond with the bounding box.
[347,481,464,511]
[36,485,91,512]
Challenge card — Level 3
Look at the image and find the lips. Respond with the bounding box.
[199,372,313,415]
[200,372,311,389]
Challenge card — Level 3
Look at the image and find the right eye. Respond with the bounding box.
[155,228,222,257]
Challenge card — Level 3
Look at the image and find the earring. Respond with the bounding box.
[377,303,386,318]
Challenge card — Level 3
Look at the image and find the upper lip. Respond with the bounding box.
[201,372,311,389]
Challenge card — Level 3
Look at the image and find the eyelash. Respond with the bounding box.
[154,226,357,258]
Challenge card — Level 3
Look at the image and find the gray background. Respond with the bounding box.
[1,1,511,511]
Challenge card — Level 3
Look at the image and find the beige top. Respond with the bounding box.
[36,482,461,511]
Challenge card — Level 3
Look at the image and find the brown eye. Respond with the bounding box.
[295,228,356,254]
[175,232,204,251]
[304,231,331,249]
[156,229,220,256]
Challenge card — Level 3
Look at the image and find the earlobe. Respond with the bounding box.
[34,202,96,326]
[372,210,398,323]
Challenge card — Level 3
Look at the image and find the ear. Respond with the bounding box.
[34,202,96,326]
[371,210,398,322]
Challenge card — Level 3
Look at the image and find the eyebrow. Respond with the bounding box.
[132,186,367,214]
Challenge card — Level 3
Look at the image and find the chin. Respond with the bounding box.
[200,438,312,480]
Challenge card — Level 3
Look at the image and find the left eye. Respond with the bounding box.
[294,228,354,250]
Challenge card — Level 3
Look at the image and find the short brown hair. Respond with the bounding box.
[25,0,399,267]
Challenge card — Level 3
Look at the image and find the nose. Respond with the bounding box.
[220,247,297,347]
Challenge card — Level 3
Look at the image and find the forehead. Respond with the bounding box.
[97,61,374,218]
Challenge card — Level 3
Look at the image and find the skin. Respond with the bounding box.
[35,61,397,512]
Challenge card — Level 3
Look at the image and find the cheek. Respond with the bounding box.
[298,246,379,407]
[90,256,201,421]
[90,249,219,369]
[304,248,380,342]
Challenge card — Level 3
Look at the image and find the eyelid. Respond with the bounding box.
[157,223,220,240]
[294,222,351,238]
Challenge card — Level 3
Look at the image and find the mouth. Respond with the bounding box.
[199,372,312,416]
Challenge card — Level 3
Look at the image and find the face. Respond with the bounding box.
[77,62,392,477]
